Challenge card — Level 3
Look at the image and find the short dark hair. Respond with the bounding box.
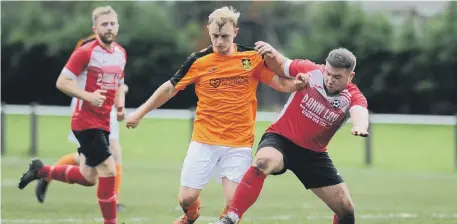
[325,48,357,72]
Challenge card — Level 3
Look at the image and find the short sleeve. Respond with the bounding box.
[254,61,275,84]
[170,53,200,90]
[347,83,368,109]
[284,59,321,78]
[61,48,90,80]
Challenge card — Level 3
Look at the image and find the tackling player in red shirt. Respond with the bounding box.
[18,6,126,224]
[217,41,369,224]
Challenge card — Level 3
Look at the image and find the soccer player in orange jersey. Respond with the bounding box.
[125,6,305,224]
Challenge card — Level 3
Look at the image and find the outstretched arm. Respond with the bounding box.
[350,106,369,137]
[135,81,178,118]
[255,41,290,77]
[126,52,200,128]
[268,73,309,93]
[349,84,370,139]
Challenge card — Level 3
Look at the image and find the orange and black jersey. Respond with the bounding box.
[170,44,275,147]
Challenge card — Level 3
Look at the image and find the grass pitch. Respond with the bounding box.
[2,115,456,224]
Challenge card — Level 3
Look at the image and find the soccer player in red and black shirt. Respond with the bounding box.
[18,6,126,224]
[34,34,128,212]
[217,41,369,224]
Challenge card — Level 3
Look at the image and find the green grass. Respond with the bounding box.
[2,115,457,224]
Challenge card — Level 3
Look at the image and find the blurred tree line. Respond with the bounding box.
[1,1,456,115]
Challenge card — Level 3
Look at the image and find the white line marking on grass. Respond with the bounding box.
[200,213,457,223]
[1,217,148,223]
[431,213,457,218]
[200,215,293,222]
[3,157,457,180]
[2,213,457,223]
[358,213,418,219]
[1,180,18,187]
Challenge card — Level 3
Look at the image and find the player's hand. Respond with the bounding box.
[125,111,142,129]
[255,41,275,58]
[116,106,126,121]
[351,127,369,137]
[294,73,310,89]
[89,89,107,107]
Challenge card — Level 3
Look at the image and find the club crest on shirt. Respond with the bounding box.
[332,98,341,108]
[241,58,251,70]
[328,95,350,110]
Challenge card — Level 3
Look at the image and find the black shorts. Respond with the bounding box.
[72,129,111,167]
[257,132,343,189]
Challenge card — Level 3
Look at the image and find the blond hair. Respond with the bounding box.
[208,6,240,27]
[92,6,118,25]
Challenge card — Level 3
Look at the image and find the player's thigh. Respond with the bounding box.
[109,139,122,164]
[180,141,223,189]
[73,129,115,176]
[311,183,354,217]
[291,150,343,190]
[108,109,122,164]
[254,132,288,175]
[218,146,252,184]
[78,154,98,183]
[68,129,81,147]
[73,152,81,164]
[68,130,82,163]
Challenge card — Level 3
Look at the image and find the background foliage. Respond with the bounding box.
[2,1,456,114]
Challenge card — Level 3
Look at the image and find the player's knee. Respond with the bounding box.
[253,156,279,175]
[83,176,97,186]
[337,209,355,224]
[80,171,97,185]
[98,166,116,177]
[85,178,97,186]
[96,158,117,177]
[179,194,199,207]
[336,199,355,223]
[79,166,96,184]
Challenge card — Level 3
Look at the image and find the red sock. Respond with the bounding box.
[38,165,93,186]
[98,177,117,224]
[229,166,266,217]
[333,214,338,224]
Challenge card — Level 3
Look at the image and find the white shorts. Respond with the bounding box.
[180,141,253,189]
[68,98,119,147]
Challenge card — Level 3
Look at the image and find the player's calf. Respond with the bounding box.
[95,156,117,224]
[109,140,124,208]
